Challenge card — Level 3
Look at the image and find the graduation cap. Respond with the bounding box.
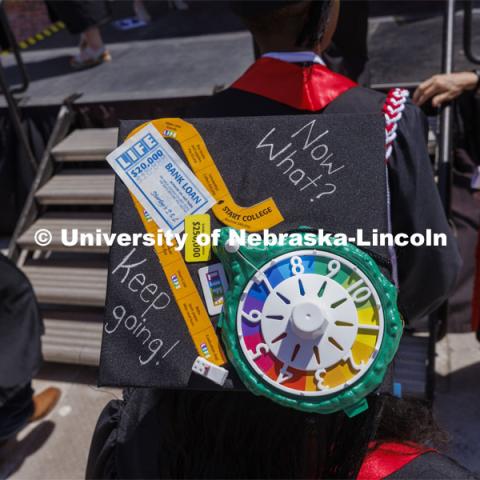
[99,113,402,417]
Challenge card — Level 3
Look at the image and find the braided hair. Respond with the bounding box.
[231,0,333,49]
[153,389,444,478]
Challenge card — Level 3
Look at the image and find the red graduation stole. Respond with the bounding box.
[357,442,434,480]
[231,56,356,111]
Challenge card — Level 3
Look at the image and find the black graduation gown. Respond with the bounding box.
[0,254,43,392]
[386,452,477,479]
[45,0,111,35]
[87,74,463,479]
[449,91,480,332]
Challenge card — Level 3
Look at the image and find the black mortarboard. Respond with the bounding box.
[99,112,399,419]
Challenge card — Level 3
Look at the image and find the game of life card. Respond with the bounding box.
[106,123,215,233]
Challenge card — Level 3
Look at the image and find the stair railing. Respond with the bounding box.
[0,0,37,172]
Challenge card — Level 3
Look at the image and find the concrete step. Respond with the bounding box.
[52,128,118,162]
[42,314,103,366]
[18,214,112,252]
[35,170,115,205]
[22,266,107,306]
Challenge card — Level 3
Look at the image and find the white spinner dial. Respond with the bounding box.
[261,274,358,371]
[237,250,384,397]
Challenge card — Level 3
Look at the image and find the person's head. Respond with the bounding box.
[231,0,340,55]
[156,390,445,479]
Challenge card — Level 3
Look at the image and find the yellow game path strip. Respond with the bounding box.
[128,118,284,232]
[125,122,232,365]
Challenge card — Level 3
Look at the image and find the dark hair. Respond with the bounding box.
[154,390,445,479]
[230,0,333,49]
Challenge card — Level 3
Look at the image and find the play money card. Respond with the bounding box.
[106,123,215,233]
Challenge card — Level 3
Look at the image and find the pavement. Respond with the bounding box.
[0,365,120,480]
[1,1,253,107]
[1,31,254,106]
[1,4,480,107]
[369,9,480,85]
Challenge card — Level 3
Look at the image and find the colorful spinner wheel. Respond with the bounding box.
[214,228,403,417]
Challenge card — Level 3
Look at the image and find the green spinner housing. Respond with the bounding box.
[213,227,403,417]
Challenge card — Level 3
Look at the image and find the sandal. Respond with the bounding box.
[70,46,111,70]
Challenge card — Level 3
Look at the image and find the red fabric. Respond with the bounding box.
[357,442,434,480]
[231,57,357,111]
[472,229,480,332]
